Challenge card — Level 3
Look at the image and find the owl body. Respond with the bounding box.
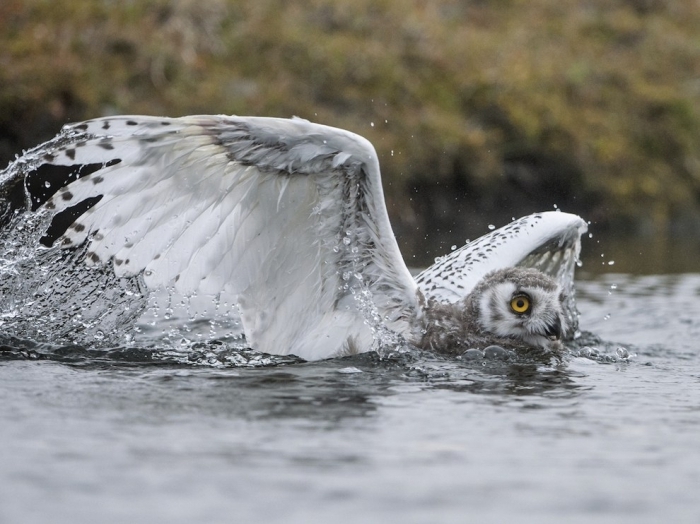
[417,267,567,356]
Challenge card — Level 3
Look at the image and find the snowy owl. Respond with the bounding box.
[419,267,567,355]
[0,115,587,360]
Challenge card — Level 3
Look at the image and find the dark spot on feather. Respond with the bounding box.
[65,149,76,160]
[98,142,114,150]
[139,137,160,143]
[43,153,55,162]
[115,259,123,266]
[62,191,73,201]
[126,120,138,126]
[25,159,120,211]
[175,274,180,282]
[92,176,104,184]
[88,252,101,263]
[160,121,171,125]
[61,238,72,246]
[39,195,103,248]
[102,121,111,130]
[73,223,85,232]
[154,254,160,259]
[74,124,88,131]
[76,141,86,148]
[45,200,55,210]
[125,259,130,265]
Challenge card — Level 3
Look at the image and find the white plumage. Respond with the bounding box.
[0,115,587,360]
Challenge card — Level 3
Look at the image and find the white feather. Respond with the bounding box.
[28,115,418,359]
[416,212,587,304]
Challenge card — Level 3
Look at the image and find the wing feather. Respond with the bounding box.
[3,115,419,359]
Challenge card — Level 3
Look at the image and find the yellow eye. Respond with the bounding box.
[510,295,531,314]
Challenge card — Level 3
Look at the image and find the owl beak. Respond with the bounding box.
[544,317,563,341]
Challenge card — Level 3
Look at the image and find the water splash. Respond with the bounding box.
[0,210,148,346]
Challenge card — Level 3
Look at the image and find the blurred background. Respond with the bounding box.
[1,0,698,272]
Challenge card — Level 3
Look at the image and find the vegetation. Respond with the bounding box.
[1,0,698,260]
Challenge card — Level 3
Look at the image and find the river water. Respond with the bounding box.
[1,249,700,523]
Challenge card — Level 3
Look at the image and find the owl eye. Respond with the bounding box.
[510,294,531,314]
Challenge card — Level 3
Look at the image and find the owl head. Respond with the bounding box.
[470,267,568,350]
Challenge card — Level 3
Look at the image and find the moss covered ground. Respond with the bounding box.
[1,0,698,261]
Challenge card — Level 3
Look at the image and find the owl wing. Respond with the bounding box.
[0,115,419,360]
[415,211,588,303]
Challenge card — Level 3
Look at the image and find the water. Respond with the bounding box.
[1,272,700,524]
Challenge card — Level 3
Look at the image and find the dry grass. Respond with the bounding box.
[1,0,699,240]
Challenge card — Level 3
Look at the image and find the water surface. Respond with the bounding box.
[2,273,700,524]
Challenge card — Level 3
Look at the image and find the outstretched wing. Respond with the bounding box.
[415,212,587,334]
[0,115,418,360]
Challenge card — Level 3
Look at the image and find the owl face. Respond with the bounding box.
[475,268,567,349]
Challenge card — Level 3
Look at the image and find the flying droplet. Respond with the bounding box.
[488,224,495,230]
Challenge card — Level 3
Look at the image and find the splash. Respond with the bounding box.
[0,210,149,346]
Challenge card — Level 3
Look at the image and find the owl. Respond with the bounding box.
[0,115,586,360]
[418,267,567,356]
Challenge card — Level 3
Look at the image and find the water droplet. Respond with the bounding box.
[451,245,457,250]
[484,345,512,360]
[44,181,51,188]
[610,284,617,290]
[337,367,363,374]
[462,348,483,360]
[616,347,629,359]
[608,260,615,265]
[603,314,611,320]
[370,122,375,127]
[94,330,105,340]
[488,224,495,230]
[342,237,351,245]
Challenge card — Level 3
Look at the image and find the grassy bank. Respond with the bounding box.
[1,0,698,259]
